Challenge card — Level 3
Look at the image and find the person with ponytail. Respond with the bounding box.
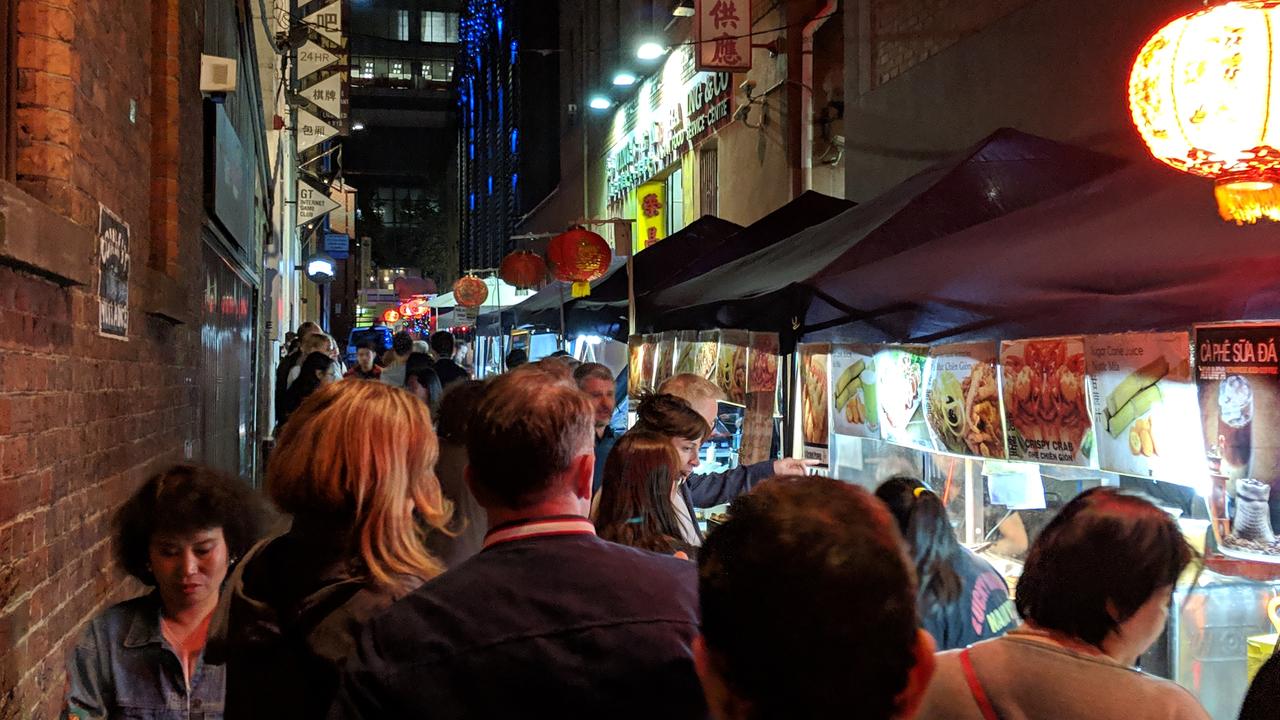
[876,475,1016,650]
[594,431,695,558]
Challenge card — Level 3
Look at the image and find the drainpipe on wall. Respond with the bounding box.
[801,0,838,193]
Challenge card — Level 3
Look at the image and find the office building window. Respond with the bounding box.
[420,59,454,82]
[396,10,410,41]
[421,11,459,43]
[389,61,411,80]
[355,58,376,79]
[666,167,686,236]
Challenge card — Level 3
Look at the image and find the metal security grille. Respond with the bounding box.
[700,147,719,218]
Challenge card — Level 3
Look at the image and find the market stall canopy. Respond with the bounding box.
[576,215,745,309]
[801,161,1280,344]
[662,191,855,288]
[642,129,1124,339]
[427,276,531,310]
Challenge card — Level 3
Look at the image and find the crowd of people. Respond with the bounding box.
[64,321,1280,719]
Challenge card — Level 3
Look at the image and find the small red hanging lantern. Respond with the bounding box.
[452,275,489,308]
[499,250,547,292]
[547,228,611,298]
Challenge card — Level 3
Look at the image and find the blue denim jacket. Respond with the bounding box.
[66,593,225,719]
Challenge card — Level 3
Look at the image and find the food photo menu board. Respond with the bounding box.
[1197,324,1280,563]
[830,344,880,439]
[924,342,1006,458]
[1086,332,1204,487]
[717,330,749,404]
[798,343,831,466]
[1001,337,1093,465]
[875,346,930,450]
[695,330,721,381]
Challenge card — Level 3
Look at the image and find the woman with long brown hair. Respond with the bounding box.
[210,380,451,718]
[594,430,694,557]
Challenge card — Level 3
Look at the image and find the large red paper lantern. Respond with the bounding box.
[452,275,489,308]
[547,228,611,297]
[1130,1,1280,224]
[499,250,547,291]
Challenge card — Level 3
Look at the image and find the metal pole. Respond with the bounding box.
[627,255,636,336]
[558,283,567,348]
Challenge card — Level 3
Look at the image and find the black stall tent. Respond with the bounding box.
[801,160,1280,344]
[480,193,856,341]
[643,129,1124,343]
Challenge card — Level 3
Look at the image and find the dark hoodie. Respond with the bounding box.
[207,519,418,719]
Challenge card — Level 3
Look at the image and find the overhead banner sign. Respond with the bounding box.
[298,41,339,79]
[605,47,733,202]
[297,179,341,227]
[303,0,344,46]
[97,204,130,340]
[696,0,752,72]
[297,108,339,152]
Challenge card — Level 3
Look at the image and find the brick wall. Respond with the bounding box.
[0,0,209,716]
[869,0,1032,88]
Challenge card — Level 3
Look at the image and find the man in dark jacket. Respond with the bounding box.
[574,362,618,493]
[274,321,319,422]
[429,331,469,388]
[330,365,706,719]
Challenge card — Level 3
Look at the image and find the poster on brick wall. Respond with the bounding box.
[97,204,130,340]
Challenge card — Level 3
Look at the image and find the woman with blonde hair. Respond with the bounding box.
[209,380,451,718]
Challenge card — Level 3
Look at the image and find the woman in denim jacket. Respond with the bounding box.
[65,465,268,719]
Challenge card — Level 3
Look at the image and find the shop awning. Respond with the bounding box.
[799,160,1280,344]
[641,129,1125,340]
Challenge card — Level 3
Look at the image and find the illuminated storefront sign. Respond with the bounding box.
[636,181,667,248]
[605,48,733,203]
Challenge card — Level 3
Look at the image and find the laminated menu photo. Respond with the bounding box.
[830,344,880,439]
[1001,337,1094,466]
[798,344,831,466]
[1086,332,1204,487]
[875,346,930,450]
[924,342,1006,458]
[1197,323,1280,563]
[717,330,749,405]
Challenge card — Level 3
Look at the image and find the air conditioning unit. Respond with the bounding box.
[200,55,238,94]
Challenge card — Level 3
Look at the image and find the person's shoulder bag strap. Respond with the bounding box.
[959,647,1000,720]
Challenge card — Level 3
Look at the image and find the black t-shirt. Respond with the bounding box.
[1241,648,1280,720]
[921,548,1017,651]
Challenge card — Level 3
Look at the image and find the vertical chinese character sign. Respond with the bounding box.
[97,204,130,339]
[696,0,752,72]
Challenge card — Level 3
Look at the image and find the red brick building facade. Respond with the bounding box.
[0,0,269,715]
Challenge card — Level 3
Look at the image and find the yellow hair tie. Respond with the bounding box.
[913,487,927,498]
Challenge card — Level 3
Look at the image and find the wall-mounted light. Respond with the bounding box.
[612,71,638,86]
[305,255,337,283]
[637,42,667,60]
[588,95,613,110]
